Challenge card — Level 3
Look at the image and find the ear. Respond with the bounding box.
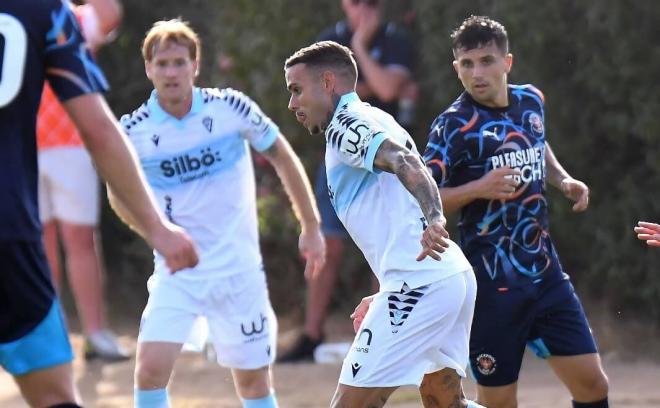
[452,60,460,77]
[145,60,152,80]
[504,53,513,74]
[321,70,335,92]
[193,59,200,78]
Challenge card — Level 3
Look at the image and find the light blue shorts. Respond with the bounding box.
[0,300,73,375]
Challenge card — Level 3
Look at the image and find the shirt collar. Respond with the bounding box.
[333,91,361,117]
[147,87,204,123]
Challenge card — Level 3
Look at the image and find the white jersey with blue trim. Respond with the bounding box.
[324,92,471,291]
[121,87,278,279]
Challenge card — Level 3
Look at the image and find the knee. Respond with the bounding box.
[135,355,170,389]
[575,370,609,400]
[233,369,271,399]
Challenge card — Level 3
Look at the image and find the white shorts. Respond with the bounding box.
[339,269,476,388]
[138,272,277,370]
[38,147,99,225]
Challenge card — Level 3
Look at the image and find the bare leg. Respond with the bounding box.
[419,368,469,408]
[135,342,182,390]
[330,383,397,408]
[475,383,518,408]
[59,222,105,335]
[42,221,62,289]
[547,353,609,403]
[14,363,78,407]
[232,366,273,399]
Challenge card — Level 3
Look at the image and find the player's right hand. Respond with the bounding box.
[350,294,376,333]
[416,220,450,261]
[477,167,521,200]
[150,222,199,273]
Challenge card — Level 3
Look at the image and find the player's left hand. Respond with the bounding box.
[299,227,326,280]
[634,221,660,247]
[416,218,450,262]
[350,294,376,333]
[560,177,589,212]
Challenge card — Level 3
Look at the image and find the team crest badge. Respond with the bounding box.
[476,353,497,375]
[203,116,213,133]
[529,113,544,133]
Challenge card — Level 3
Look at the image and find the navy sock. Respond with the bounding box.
[573,398,609,408]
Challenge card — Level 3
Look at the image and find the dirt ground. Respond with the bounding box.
[2,321,660,408]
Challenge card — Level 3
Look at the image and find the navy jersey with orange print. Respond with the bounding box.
[424,84,567,289]
[0,0,107,342]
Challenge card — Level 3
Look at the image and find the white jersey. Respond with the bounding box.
[121,87,279,280]
[324,92,472,291]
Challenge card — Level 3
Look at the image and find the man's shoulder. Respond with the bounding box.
[120,102,151,134]
[432,94,477,130]
[509,83,545,107]
[199,87,259,120]
[317,21,349,43]
[382,21,412,42]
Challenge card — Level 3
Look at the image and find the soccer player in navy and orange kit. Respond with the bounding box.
[0,1,197,407]
[424,16,609,408]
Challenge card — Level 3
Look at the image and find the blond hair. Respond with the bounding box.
[142,19,200,62]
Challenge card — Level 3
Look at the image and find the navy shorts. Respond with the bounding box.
[314,163,349,239]
[469,278,598,386]
[0,299,73,375]
[0,241,56,342]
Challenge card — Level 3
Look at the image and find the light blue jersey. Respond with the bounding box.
[324,92,471,292]
[121,87,278,279]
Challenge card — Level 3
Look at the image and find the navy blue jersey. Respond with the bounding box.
[0,0,106,342]
[424,85,566,288]
[0,0,107,242]
[317,21,415,117]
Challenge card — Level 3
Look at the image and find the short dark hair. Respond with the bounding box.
[451,16,508,56]
[285,41,358,84]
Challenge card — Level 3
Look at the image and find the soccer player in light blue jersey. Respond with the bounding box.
[115,20,325,408]
[285,41,482,408]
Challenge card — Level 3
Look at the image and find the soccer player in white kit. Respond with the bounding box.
[114,20,325,408]
[284,41,482,408]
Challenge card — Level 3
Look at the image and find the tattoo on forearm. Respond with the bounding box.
[396,154,443,224]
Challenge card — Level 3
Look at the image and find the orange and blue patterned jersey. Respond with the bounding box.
[424,84,567,288]
[0,0,108,241]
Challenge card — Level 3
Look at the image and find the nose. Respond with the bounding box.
[472,63,485,78]
[288,94,297,112]
[165,65,178,77]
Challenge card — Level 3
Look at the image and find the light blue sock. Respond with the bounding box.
[242,392,278,408]
[467,401,486,408]
[135,388,170,408]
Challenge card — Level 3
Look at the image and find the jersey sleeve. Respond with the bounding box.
[423,113,469,188]
[43,1,108,102]
[326,110,387,173]
[221,89,279,152]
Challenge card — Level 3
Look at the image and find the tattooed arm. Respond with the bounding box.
[373,139,450,261]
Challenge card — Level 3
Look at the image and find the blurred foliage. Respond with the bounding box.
[97,0,660,323]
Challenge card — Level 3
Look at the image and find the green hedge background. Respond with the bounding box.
[92,0,659,327]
